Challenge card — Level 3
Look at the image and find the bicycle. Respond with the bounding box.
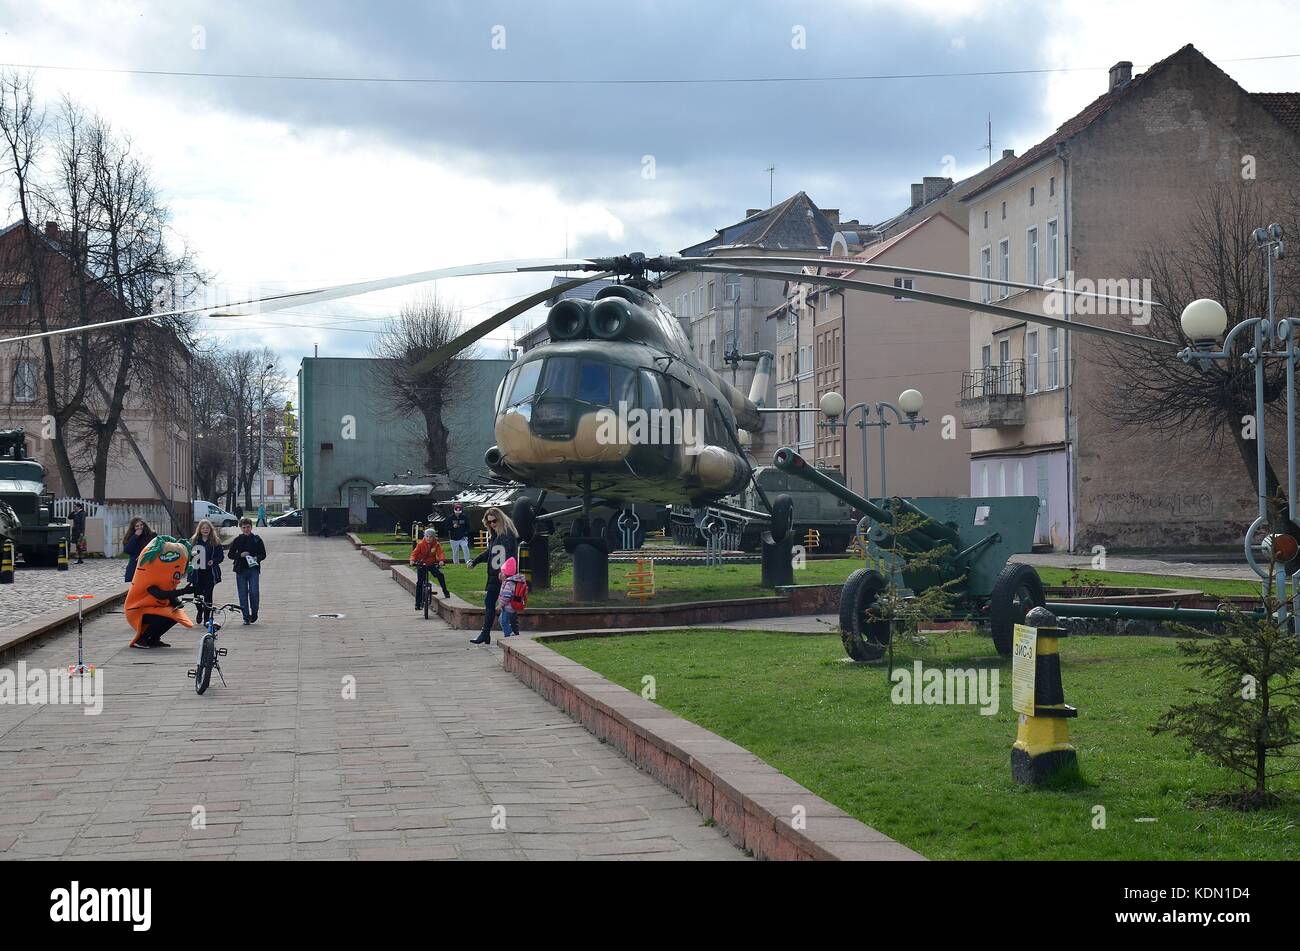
[186,599,241,695]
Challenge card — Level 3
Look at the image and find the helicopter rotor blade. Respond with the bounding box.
[0,257,600,346]
[684,263,1179,349]
[667,254,1165,310]
[405,271,616,376]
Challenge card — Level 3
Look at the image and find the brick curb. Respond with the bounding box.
[500,635,926,862]
[0,586,128,661]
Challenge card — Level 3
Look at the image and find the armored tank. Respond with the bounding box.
[0,429,71,567]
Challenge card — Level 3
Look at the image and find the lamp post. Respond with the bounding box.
[257,363,273,527]
[819,388,928,501]
[1177,223,1293,630]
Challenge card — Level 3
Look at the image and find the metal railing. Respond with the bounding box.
[961,361,1026,401]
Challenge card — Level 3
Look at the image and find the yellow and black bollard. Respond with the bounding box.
[393,521,402,539]
[1011,605,1077,785]
[57,536,70,571]
[0,538,14,583]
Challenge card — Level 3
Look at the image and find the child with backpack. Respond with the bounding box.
[495,556,528,638]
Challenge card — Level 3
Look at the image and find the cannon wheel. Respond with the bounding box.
[989,563,1046,657]
[839,568,892,662]
[768,493,794,542]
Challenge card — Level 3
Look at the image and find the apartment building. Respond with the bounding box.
[960,45,1300,550]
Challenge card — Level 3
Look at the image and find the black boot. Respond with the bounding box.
[470,631,490,645]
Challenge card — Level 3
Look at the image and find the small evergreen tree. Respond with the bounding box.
[1152,604,1300,808]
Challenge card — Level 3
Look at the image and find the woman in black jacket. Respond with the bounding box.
[188,518,226,625]
[121,518,155,582]
[469,507,517,645]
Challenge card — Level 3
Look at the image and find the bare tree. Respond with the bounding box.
[1098,182,1299,537]
[0,71,85,494]
[370,293,475,474]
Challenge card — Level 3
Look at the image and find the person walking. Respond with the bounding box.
[447,503,471,565]
[495,556,528,638]
[122,518,155,583]
[468,507,517,645]
[228,517,267,625]
[188,518,225,625]
[410,527,451,609]
[71,502,86,564]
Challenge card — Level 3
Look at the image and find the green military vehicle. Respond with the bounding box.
[0,429,71,567]
[669,463,857,552]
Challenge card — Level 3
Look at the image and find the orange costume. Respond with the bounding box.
[126,536,196,647]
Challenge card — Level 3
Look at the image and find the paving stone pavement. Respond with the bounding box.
[0,559,126,632]
[0,528,746,861]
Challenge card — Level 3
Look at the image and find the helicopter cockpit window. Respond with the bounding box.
[506,360,542,410]
[611,364,636,409]
[540,356,577,398]
[496,367,518,413]
[577,360,610,405]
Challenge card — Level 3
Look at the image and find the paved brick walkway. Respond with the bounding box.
[0,559,125,632]
[0,528,744,860]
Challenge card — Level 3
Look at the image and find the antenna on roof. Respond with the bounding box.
[764,165,776,207]
[980,115,993,167]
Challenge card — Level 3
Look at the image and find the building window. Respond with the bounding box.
[1001,201,1006,220]
[981,344,991,369]
[983,210,989,229]
[724,275,741,301]
[1048,327,1060,389]
[980,247,991,303]
[1029,186,1036,207]
[1026,331,1039,393]
[709,339,716,367]
[707,281,715,310]
[1047,219,1059,280]
[1027,227,1039,285]
[999,338,1011,390]
[13,358,37,402]
[1049,176,1055,197]
[893,277,914,301]
[998,239,1010,298]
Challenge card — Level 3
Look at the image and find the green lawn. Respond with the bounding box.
[353,530,1264,607]
[547,628,1300,859]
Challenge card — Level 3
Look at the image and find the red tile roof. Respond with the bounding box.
[963,44,1205,201]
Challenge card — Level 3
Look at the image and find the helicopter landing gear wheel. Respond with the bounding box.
[839,568,892,662]
[988,563,1046,658]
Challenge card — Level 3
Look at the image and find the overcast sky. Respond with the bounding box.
[2,0,1298,369]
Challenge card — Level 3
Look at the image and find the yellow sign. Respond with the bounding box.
[1011,624,1037,716]
[281,401,300,476]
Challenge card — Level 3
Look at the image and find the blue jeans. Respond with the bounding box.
[500,608,518,637]
[236,570,261,621]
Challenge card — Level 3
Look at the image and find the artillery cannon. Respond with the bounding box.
[774,447,1253,661]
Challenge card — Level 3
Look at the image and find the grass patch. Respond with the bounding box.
[546,628,1300,859]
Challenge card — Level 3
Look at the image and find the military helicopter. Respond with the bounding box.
[2,249,1171,594]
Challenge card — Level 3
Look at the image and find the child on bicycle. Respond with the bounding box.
[410,527,450,609]
[495,556,528,638]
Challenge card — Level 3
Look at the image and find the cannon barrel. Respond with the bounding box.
[773,447,960,551]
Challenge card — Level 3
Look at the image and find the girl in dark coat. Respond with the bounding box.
[122,518,155,583]
[188,518,225,625]
[468,507,517,645]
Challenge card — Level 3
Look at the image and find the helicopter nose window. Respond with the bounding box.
[540,356,577,398]
[578,360,610,404]
[508,360,542,406]
[612,364,636,408]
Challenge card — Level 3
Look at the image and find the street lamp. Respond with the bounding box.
[819,387,928,501]
[1177,223,1294,629]
[258,362,273,527]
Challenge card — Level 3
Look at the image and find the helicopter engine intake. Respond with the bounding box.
[546,299,591,341]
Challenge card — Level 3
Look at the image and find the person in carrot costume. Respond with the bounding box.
[125,535,196,649]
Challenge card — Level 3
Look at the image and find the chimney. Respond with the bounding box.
[746,208,762,218]
[1002,148,1015,160]
[44,221,59,240]
[1108,61,1132,91]
[910,183,924,207]
[822,208,840,225]
[922,176,952,203]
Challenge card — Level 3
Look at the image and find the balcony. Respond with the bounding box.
[960,361,1025,428]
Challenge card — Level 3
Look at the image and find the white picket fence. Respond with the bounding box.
[52,498,176,557]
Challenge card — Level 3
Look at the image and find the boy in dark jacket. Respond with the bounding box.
[228,518,267,624]
[447,503,471,565]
